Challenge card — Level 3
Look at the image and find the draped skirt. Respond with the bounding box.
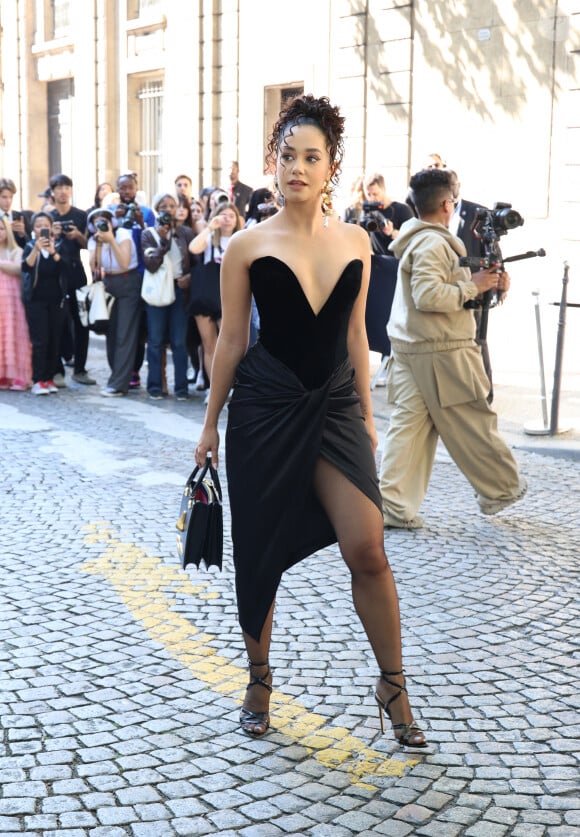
[226,341,382,641]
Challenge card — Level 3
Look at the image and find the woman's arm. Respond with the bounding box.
[96,228,131,271]
[24,240,41,269]
[141,228,168,273]
[347,226,378,450]
[189,217,219,255]
[195,233,252,466]
[0,246,23,276]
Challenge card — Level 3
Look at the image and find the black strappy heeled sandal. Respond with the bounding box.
[239,660,272,737]
[374,669,427,748]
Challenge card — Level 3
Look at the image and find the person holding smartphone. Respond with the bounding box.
[0,177,32,248]
[21,213,66,395]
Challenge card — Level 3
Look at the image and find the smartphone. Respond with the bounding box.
[39,227,50,240]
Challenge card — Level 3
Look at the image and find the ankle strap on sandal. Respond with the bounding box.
[246,659,272,694]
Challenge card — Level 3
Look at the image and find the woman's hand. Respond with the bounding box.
[366,419,378,453]
[195,426,220,468]
[95,227,115,245]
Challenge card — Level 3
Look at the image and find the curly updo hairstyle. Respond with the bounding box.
[266,94,345,189]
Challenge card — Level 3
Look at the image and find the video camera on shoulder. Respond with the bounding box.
[360,201,389,233]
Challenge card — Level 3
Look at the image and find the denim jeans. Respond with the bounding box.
[146,285,188,396]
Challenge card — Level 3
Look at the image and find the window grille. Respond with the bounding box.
[136,80,163,204]
[52,0,72,39]
[138,0,162,14]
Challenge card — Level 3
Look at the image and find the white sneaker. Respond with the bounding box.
[203,389,210,406]
[477,479,528,515]
[383,510,424,529]
[31,381,50,396]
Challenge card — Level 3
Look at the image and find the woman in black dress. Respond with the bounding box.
[194,95,426,747]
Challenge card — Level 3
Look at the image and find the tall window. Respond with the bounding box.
[137,80,163,202]
[52,0,72,39]
[264,83,304,172]
[127,0,162,18]
[48,79,74,177]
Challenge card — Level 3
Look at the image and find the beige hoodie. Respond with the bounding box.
[387,218,481,352]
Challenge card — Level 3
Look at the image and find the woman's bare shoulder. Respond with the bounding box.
[225,222,276,264]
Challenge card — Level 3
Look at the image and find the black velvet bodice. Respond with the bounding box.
[249,256,362,389]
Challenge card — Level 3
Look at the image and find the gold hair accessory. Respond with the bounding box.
[321,182,333,227]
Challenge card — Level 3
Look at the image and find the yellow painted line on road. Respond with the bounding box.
[80,522,419,788]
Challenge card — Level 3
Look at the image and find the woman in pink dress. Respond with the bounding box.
[0,217,31,390]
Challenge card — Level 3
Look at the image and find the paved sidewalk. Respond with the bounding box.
[0,340,578,836]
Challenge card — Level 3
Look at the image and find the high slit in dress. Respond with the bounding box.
[226,255,382,641]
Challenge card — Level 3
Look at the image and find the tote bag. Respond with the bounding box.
[141,228,176,307]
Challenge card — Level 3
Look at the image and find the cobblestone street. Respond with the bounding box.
[1,337,578,836]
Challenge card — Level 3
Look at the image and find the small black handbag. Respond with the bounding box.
[176,457,223,570]
[188,247,222,318]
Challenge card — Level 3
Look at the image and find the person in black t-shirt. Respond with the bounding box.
[50,173,95,386]
[363,172,413,256]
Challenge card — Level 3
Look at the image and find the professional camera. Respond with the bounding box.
[257,201,278,220]
[95,218,109,232]
[120,202,137,228]
[473,202,524,240]
[460,202,525,274]
[157,211,173,227]
[216,193,229,205]
[60,220,76,233]
[359,201,388,233]
[459,202,545,338]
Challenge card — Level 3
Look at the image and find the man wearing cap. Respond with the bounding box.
[50,173,95,386]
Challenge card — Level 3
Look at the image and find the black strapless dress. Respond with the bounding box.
[226,256,382,641]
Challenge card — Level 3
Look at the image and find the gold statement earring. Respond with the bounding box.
[321,182,333,227]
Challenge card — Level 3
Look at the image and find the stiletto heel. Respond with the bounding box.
[239,659,272,737]
[374,669,427,748]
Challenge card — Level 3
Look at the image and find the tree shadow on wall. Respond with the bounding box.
[349,0,563,122]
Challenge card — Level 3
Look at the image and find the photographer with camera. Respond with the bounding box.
[141,193,194,400]
[378,168,527,528]
[109,172,155,389]
[362,173,414,255]
[49,173,96,387]
[87,208,141,397]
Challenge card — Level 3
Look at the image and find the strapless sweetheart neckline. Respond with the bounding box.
[250,256,362,317]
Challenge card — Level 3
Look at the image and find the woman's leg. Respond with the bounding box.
[313,457,424,742]
[239,601,275,735]
[194,315,218,380]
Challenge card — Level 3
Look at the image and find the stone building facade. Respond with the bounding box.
[0,0,579,264]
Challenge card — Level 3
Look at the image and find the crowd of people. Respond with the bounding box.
[0,165,277,400]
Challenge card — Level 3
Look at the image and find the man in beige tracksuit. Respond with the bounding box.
[379,168,527,529]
